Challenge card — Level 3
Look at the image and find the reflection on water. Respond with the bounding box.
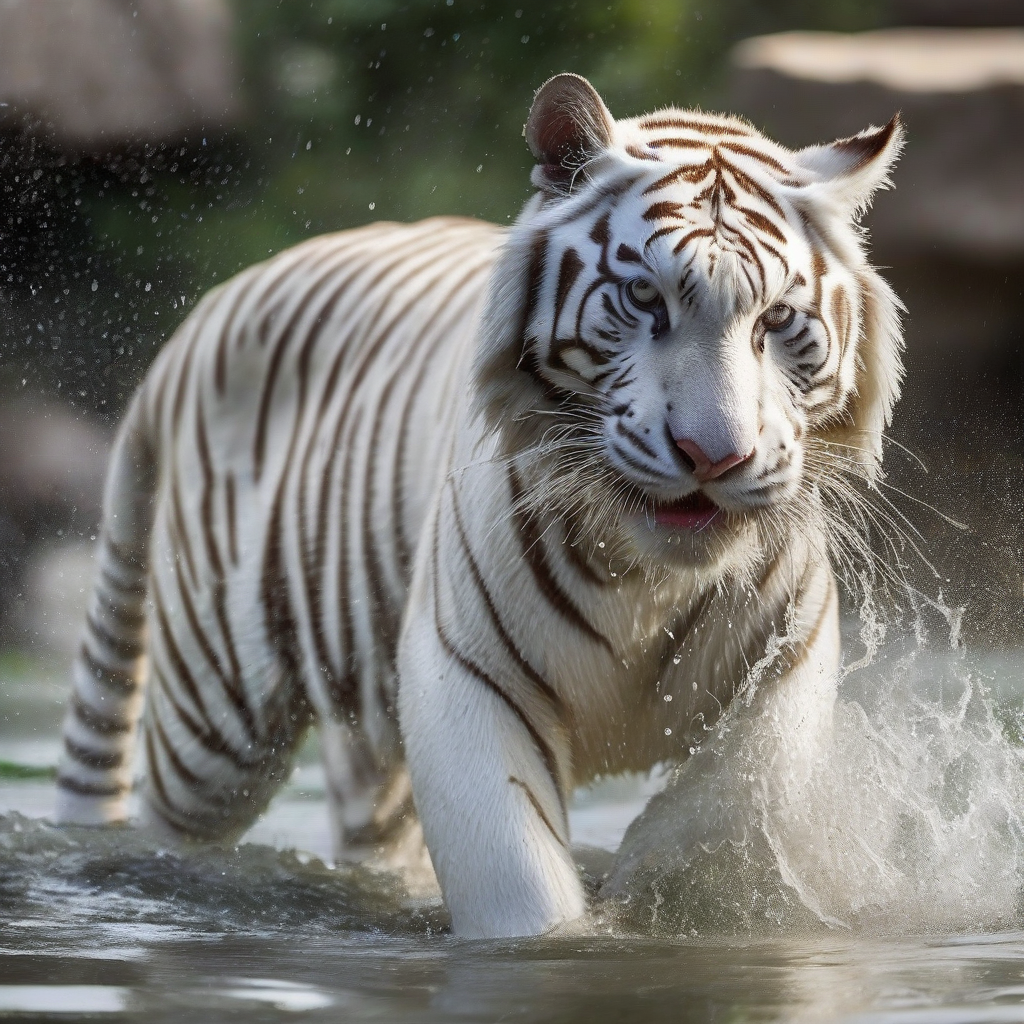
[4,631,1024,1021]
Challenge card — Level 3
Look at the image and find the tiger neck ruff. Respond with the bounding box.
[55,74,904,940]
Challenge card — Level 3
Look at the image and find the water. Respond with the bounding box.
[4,631,1024,1022]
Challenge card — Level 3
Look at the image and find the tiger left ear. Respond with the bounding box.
[793,114,905,218]
[525,73,615,191]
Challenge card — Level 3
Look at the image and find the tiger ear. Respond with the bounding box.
[793,114,905,219]
[525,73,615,192]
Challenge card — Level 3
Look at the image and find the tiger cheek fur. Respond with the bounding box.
[55,73,904,940]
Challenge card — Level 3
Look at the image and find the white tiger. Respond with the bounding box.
[55,74,904,938]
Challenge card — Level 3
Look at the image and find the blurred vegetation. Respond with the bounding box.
[0,0,885,418]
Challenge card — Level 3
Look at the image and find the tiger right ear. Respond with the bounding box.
[525,74,615,191]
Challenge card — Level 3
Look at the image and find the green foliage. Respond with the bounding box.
[0,761,56,781]
[0,0,886,409]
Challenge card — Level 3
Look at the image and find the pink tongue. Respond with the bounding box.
[654,504,720,530]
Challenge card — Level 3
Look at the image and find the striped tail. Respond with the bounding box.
[54,387,156,825]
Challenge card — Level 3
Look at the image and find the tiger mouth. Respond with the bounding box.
[652,492,722,531]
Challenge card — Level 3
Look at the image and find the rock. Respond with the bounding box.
[730,29,1024,377]
[0,396,109,646]
[0,0,238,151]
[732,29,1024,262]
[889,0,1024,27]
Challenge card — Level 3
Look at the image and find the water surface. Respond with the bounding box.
[4,637,1024,1022]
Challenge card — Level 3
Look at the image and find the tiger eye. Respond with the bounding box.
[625,278,662,310]
[762,302,796,331]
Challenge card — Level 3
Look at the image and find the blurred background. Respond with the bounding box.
[0,0,1021,728]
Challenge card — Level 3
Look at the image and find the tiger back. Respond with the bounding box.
[55,217,503,845]
[56,74,904,940]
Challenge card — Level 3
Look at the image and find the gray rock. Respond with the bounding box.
[0,0,238,151]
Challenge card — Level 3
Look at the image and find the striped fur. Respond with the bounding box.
[56,75,904,938]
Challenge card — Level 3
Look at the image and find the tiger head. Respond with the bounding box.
[475,74,904,577]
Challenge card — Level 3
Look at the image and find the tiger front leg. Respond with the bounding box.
[398,594,585,939]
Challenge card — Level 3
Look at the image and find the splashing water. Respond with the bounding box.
[601,602,1024,938]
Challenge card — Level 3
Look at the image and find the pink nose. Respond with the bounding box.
[675,438,753,482]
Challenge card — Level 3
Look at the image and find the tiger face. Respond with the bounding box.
[476,75,904,576]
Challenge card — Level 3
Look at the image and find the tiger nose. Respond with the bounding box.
[675,438,754,482]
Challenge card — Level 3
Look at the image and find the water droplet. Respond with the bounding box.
[597,541,605,549]
[689,746,696,755]
[672,655,681,665]
[663,694,672,702]
[664,727,672,736]
[692,681,698,690]
[369,202,375,210]
[91,280,98,292]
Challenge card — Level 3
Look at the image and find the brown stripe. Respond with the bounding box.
[152,586,251,768]
[643,200,686,222]
[391,261,492,580]
[625,143,660,162]
[647,137,716,151]
[553,247,584,331]
[670,227,715,255]
[214,271,262,395]
[432,544,567,824]
[640,116,750,137]
[96,589,146,630]
[508,775,566,846]
[104,533,147,570]
[154,666,256,772]
[615,419,659,461]
[641,161,714,196]
[561,533,609,587]
[349,246,486,690]
[450,487,569,724]
[152,714,206,790]
[737,206,786,244]
[71,693,132,736]
[63,735,123,771]
[78,643,138,696]
[719,141,791,175]
[86,611,143,662]
[144,727,194,828]
[507,466,615,655]
[225,471,238,566]
[100,562,148,599]
[56,774,129,798]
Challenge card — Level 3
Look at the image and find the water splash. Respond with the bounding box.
[602,614,1024,938]
[0,813,447,939]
